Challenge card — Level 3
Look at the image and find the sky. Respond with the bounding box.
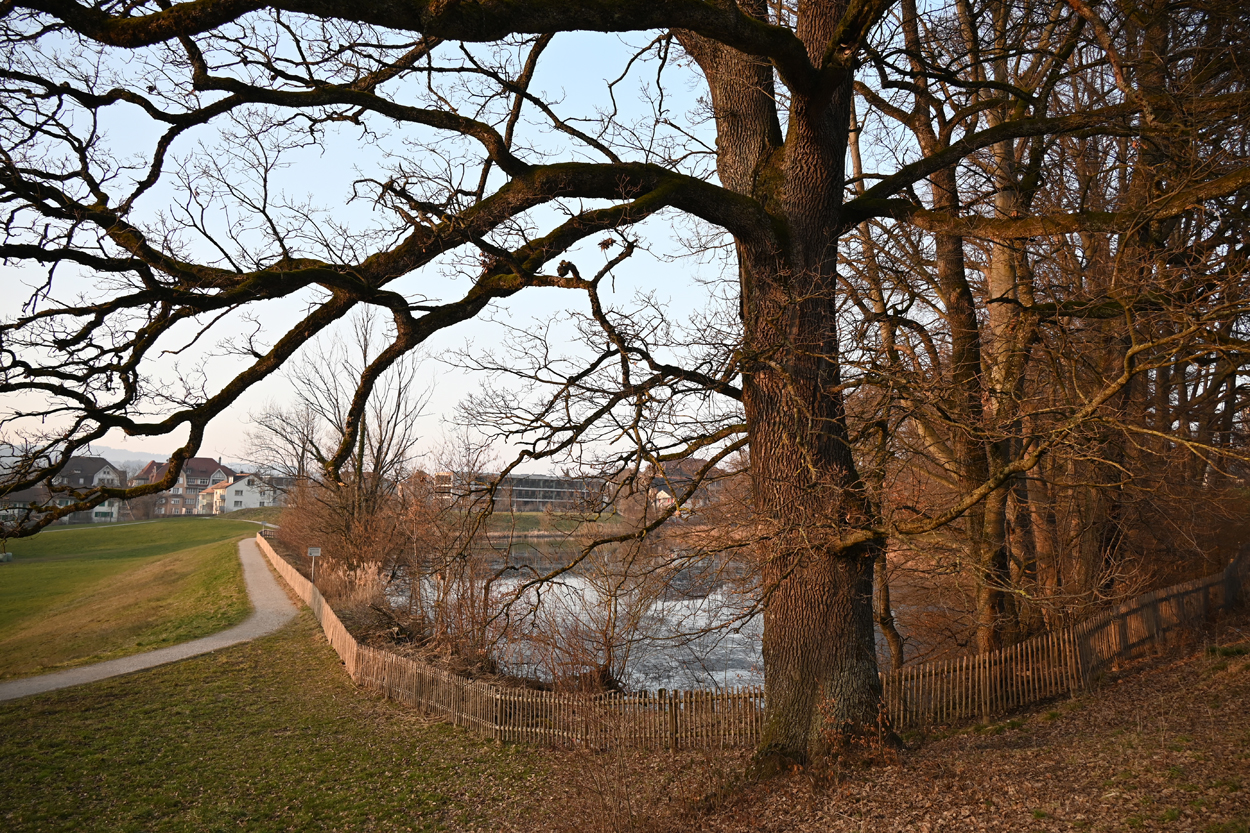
[0,30,734,470]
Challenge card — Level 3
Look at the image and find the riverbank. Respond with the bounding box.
[2,602,1244,831]
[520,612,1250,833]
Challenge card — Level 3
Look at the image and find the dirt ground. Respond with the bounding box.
[507,613,1250,833]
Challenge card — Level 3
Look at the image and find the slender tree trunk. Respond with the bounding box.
[875,551,905,671]
[1008,473,1042,633]
[977,485,1015,650]
[1027,466,1063,627]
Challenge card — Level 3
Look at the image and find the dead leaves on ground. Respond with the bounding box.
[497,617,1250,833]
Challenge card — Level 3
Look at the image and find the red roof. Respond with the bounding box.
[134,460,162,482]
[181,457,235,478]
[135,457,234,485]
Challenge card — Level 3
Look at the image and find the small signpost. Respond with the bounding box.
[307,546,321,583]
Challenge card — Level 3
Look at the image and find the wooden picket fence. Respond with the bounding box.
[881,556,1250,730]
[255,534,1247,746]
[355,645,765,749]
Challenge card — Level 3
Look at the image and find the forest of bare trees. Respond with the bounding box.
[1,0,1247,765]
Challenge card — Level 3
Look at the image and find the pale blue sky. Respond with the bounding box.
[1,31,737,468]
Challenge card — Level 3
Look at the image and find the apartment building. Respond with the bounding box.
[432,471,609,512]
[132,457,235,515]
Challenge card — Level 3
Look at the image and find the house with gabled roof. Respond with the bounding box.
[197,473,283,514]
[645,458,730,514]
[1,456,127,523]
[196,479,232,514]
[131,456,235,516]
[51,456,127,522]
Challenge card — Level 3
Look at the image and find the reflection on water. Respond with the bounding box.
[398,540,765,691]
[497,574,764,691]
[398,540,913,691]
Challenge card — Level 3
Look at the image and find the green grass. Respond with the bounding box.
[0,614,542,832]
[0,519,258,679]
[482,511,580,534]
[220,506,284,523]
[2,517,259,561]
[1206,819,1250,833]
[481,510,629,535]
[1208,644,1249,658]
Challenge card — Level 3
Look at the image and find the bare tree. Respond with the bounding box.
[0,0,1247,765]
[255,311,429,569]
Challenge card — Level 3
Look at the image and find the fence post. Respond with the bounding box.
[669,690,680,752]
[657,689,667,751]
[1065,627,1080,695]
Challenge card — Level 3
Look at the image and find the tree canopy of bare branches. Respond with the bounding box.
[1,0,1247,764]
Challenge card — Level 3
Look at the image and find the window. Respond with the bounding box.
[233,501,243,507]
[94,511,110,518]
[234,490,243,496]
[171,498,181,504]
[157,507,164,515]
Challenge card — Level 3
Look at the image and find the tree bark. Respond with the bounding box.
[684,0,885,765]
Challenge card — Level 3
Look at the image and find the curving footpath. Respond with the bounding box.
[0,537,297,702]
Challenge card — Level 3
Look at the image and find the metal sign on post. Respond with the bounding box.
[307,547,321,583]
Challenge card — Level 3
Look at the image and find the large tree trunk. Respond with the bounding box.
[758,537,880,759]
[742,210,882,762]
[681,0,885,766]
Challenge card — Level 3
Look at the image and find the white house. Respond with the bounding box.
[51,456,127,522]
[1,456,127,523]
[200,473,281,514]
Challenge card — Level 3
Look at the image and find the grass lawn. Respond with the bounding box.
[2,516,259,561]
[220,506,284,523]
[0,613,543,833]
[0,518,259,679]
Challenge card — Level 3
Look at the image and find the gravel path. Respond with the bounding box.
[0,537,296,702]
